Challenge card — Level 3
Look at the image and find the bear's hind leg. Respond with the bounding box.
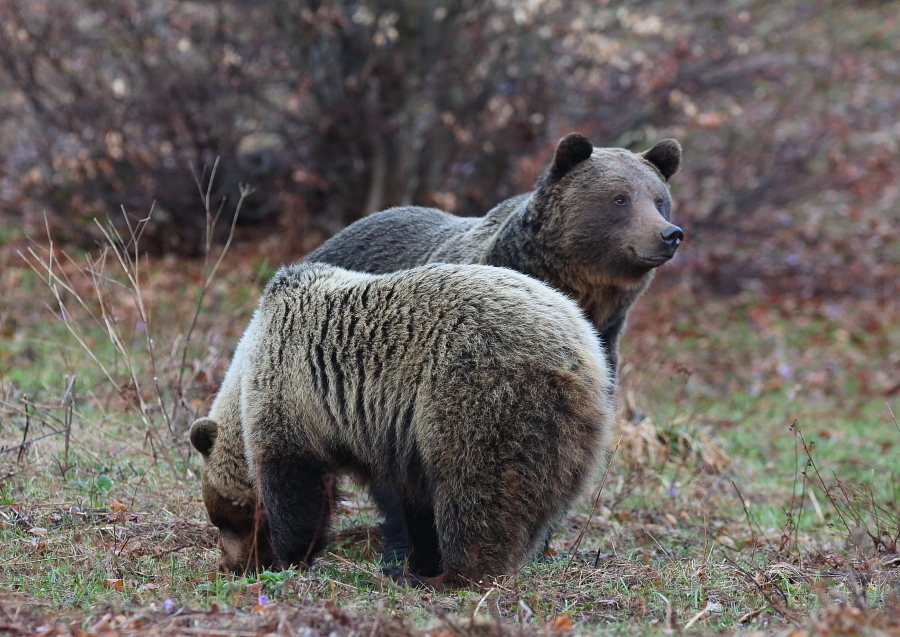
[394,500,441,580]
[434,485,543,587]
[257,453,339,568]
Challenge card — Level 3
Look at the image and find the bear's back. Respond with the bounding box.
[262,262,602,376]
[305,207,482,274]
[246,263,609,476]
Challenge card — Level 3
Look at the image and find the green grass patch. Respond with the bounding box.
[1,237,898,636]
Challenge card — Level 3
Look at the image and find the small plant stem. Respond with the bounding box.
[722,554,800,625]
[568,435,621,558]
[794,424,852,536]
[171,182,250,429]
[888,402,899,437]
[61,375,75,479]
[17,395,30,463]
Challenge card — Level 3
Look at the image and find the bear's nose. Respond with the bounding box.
[661,225,684,246]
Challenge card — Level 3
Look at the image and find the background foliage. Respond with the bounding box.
[1,0,897,299]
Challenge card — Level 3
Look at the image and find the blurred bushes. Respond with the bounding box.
[0,0,898,298]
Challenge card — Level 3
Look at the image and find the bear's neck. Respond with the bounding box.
[485,206,556,286]
[484,194,651,332]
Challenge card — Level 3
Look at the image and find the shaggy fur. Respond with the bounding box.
[191,262,613,585]
[304,134,683,561]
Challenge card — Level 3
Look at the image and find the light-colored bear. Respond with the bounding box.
[191,261,613,586]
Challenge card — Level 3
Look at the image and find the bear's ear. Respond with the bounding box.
[549,133,594,182]
[190,417,219,457]
[641,139,682,181]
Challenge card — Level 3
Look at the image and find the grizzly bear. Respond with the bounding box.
[304,133,683,564]
[190,262,613,585]
[306,134,683,378]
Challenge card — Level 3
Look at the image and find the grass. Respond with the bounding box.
[0,217,898,636]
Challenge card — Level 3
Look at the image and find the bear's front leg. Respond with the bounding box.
[370,483,409,568]
[257,452,339,568]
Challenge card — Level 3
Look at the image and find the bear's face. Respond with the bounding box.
[539,134,684,284]
[190,418,276,573]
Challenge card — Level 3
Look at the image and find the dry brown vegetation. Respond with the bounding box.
[0,0,898,300]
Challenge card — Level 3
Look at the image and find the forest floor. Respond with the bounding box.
[0,219,898,637]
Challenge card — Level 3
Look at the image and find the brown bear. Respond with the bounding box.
[304,133,683,564]
[306,133,682,378]
[190,262,613,585]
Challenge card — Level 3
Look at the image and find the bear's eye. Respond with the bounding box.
[614,195,628,206]
[656,200,665,211]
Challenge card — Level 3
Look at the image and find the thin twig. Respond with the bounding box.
[568,435,621,557]
[682,601,720,631]
[19,247,121,392]
[888,402,899,437]
[3,430,65,456]
[171,181,250,429]
[93,214,185,478]
[62,375,75,478]
[729,478,765,558]
[17,395,30,463]
[471,586,496,618]
[643,528,674,562]
[795,424,852,535]
[722,554,801,625]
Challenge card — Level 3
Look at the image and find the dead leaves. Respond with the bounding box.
[616,414,732,474]
[101,579,124,593]
[546,615,573,632]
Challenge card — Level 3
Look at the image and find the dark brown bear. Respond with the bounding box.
[304,134,684,565]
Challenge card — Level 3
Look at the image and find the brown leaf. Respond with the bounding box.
[245,581,263,594]
[549,615,573,632]
[102,579,124,592]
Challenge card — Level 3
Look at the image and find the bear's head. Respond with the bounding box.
[535,133,684,285]
[190,417,276,573]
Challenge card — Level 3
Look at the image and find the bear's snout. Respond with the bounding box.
[217,526,276,574]
[660,224,684,256]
